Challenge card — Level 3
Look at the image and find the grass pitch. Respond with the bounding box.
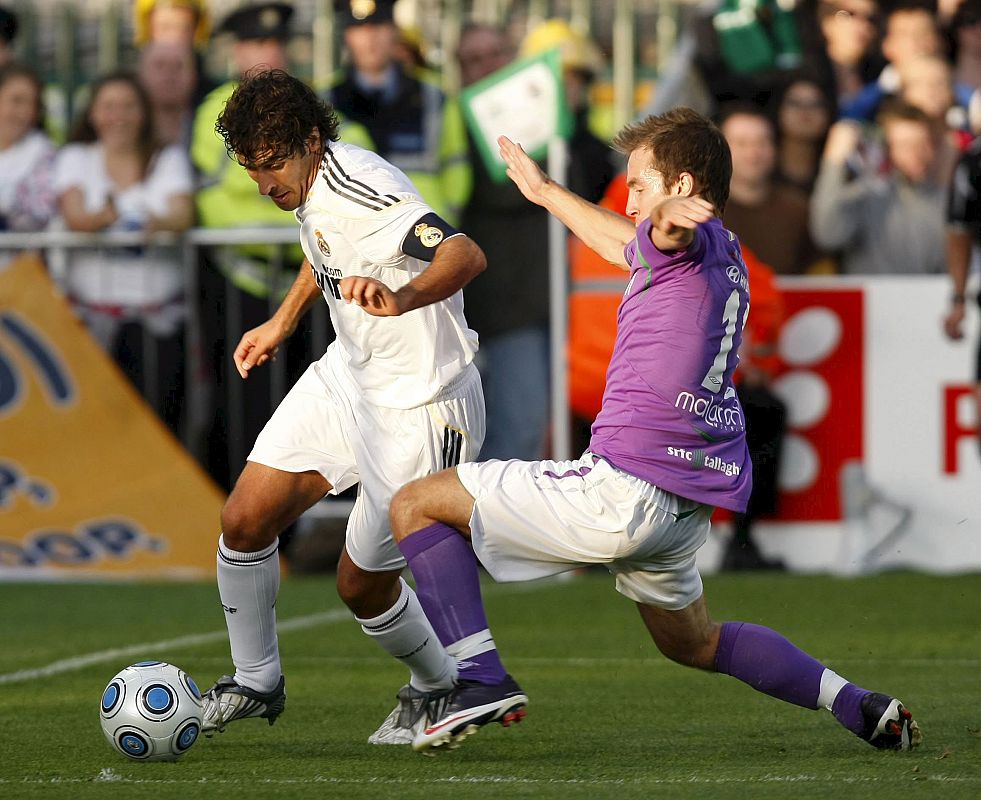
[1,571,979,800]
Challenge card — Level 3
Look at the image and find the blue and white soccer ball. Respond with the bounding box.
[99,661,203,762]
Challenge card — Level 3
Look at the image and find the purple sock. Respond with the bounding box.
[399,522,506,685]
[830,682,870,736]
[714,622,824,709]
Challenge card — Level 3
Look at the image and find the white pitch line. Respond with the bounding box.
[0,580,550,687]
[1,772,977,787]
[0,609,352,686]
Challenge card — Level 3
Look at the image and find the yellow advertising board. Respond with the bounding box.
[0,254,224,578]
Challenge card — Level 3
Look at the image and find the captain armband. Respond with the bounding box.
[400,213,461,262]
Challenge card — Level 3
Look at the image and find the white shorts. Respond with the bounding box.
[457,453,712,610]
[249,347,485,572]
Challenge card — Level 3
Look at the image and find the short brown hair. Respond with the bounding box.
[217,68,340,167]
[875,96,931,130]
[612,107,732,212]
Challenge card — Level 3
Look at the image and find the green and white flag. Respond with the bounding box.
[459,49,571,182]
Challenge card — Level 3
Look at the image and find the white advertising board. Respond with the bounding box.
[699,276,980,574]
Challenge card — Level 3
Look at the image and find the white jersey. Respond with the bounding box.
[295,141,478,409]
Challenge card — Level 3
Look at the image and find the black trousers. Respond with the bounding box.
[198,259,332,492]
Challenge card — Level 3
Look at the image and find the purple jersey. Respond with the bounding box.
[589,217,752,512]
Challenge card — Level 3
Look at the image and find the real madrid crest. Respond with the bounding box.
[414,222,444,248]
[315,229,331,257]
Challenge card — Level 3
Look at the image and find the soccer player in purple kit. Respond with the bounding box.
[388,107,922,755]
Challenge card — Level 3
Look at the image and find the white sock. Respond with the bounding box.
[217,534,281,693]
[356,577,457,692]
[818,668,849,711]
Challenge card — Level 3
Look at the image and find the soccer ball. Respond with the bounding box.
[99,661,204,762]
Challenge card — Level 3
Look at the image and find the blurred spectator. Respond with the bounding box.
[699,0,803,107]
[0,5,16,67]
[134,0,209,47]
[455,22,550,462]
[801,0,883,105]
[192,2,296,298]
[944,135,981,459]
[52,72,194,434]
[844,51,968,180]
[133,0,216,106]
[949,0,981,91]
[0,64,56,235]
[940,0,967,25]
[838,1,947,121]
[722,245,788,571]
[393,25,435,79]
[772,72,834,192]
[519,18,618,203]
[457,22,511,88]
[645,0,804,116]
[719,102,825,274]
[897,53,970,180]
[190,2,312,489]
[327,0,471,224]
[138,41,197,149]
[811,102,947,274]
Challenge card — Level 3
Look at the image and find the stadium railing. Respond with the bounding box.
[0,226,335,496]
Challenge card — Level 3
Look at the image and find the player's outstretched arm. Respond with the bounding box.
[498,135,634,269]
[341,234,486,317]
[647,195,716,252]
[233,259,321,379]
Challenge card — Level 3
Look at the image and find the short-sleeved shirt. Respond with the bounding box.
[295,141,478,409]
[589,217,753,512]
[0,131,54,217]
[52,143,193,307]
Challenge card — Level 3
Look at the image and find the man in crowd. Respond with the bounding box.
[326,0,470,225]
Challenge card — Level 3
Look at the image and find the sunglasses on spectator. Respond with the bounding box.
[826,4,879,25]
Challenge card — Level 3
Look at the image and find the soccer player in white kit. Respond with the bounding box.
[200,69,488,745]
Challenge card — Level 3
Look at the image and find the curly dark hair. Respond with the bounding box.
[612,107,732,214]
[217,68,340,167]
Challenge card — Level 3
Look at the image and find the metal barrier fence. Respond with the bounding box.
[0,226,334,479]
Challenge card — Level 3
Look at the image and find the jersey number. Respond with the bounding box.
[700,289,747,394]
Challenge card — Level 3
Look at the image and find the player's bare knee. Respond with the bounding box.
[389,479,428,542]
[220,497,276,552]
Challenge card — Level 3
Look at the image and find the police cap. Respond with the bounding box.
[336,0,396,27]
[0,5,19,45]
[217,2,293,41]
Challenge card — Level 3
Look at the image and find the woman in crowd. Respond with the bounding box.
[53,71,194,434]
[772,73,834,193]
[0,63,56,235]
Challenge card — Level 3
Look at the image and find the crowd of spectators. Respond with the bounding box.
[1,0,978,557]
